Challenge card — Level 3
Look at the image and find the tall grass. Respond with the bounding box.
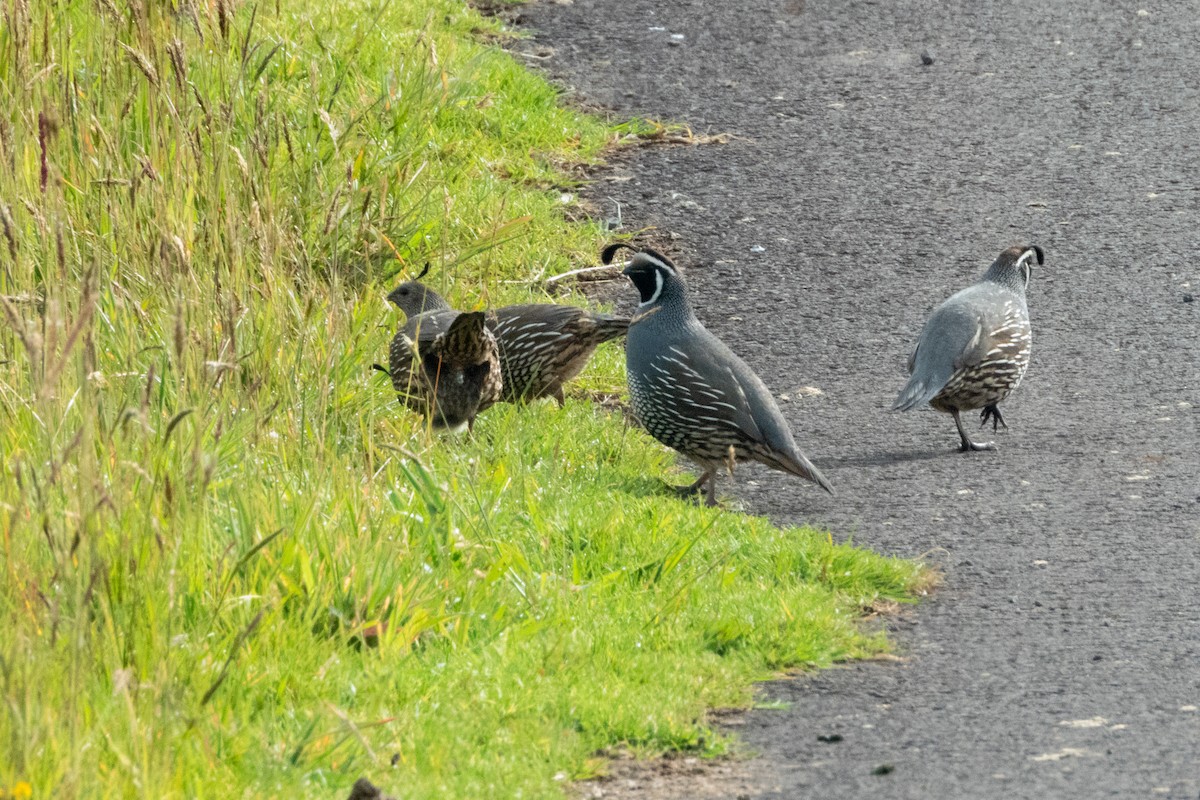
[0,1,926,797]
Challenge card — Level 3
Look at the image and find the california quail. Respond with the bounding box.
[892,244,1043,451]
[604,243,833,506]
[386,282,629,405]
[387,309,502,432]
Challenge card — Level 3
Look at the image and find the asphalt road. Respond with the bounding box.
[523,1,1200,797]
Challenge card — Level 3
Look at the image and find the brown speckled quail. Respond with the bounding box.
[387,308,502,432]
[386,282,629,405]
[893,244,1043,451]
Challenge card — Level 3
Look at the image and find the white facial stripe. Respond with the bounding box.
[644,255,674,273]
[641,268,664,307]
[1015,248,1037,290]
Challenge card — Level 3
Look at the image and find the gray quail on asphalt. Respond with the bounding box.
[604,243,833,506]
[892,244,1043,451]
[386,281,629,405]
[387,308,502,432]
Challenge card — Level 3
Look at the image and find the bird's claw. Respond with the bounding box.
[662,476,720,506]
[979,404,1007,432]
[665,478,706,498]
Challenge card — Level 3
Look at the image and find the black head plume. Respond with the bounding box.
[601,242,677,269]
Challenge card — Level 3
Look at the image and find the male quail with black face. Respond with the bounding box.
[386,282,629,405]
[605,243,833,506]
[388,309,502,432]
[892,244,1043,451]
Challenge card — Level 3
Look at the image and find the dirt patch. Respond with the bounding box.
[573,747,765,800]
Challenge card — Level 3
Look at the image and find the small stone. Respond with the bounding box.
[1183,293,1194,303]
[872,764,895,775]
[1059,717,1107,728]
[920,51,934,65]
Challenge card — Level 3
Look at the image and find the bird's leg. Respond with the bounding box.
[953,409,996,452]
[662,470,715,506]
[668,472,708,497]
[551,386,566,407]
[704,471,719,507]
[979,404,1007,431]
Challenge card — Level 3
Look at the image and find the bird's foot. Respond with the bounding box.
[979,404,1007,431]
[663,474,721,506]
[665,476,707,498]
[953,409,997,452]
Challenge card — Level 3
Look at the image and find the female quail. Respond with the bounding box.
[386,282,629,405]
[387,309,502,432]
[892,244,1043,451]
[604,243,833,506]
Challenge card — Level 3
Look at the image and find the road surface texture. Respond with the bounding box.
[521,1,1200,798]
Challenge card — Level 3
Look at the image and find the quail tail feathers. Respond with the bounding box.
[425,311,501,431]
[759,444,835,494]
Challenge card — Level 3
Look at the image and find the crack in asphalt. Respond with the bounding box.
[523,1,1200,797]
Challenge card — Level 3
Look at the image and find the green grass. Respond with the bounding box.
[0,1,927,797]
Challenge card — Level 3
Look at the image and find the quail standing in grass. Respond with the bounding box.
[386,280,629,405]
[892,244,1043,451]
[387,307,502,432]
[605,243,833,506]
